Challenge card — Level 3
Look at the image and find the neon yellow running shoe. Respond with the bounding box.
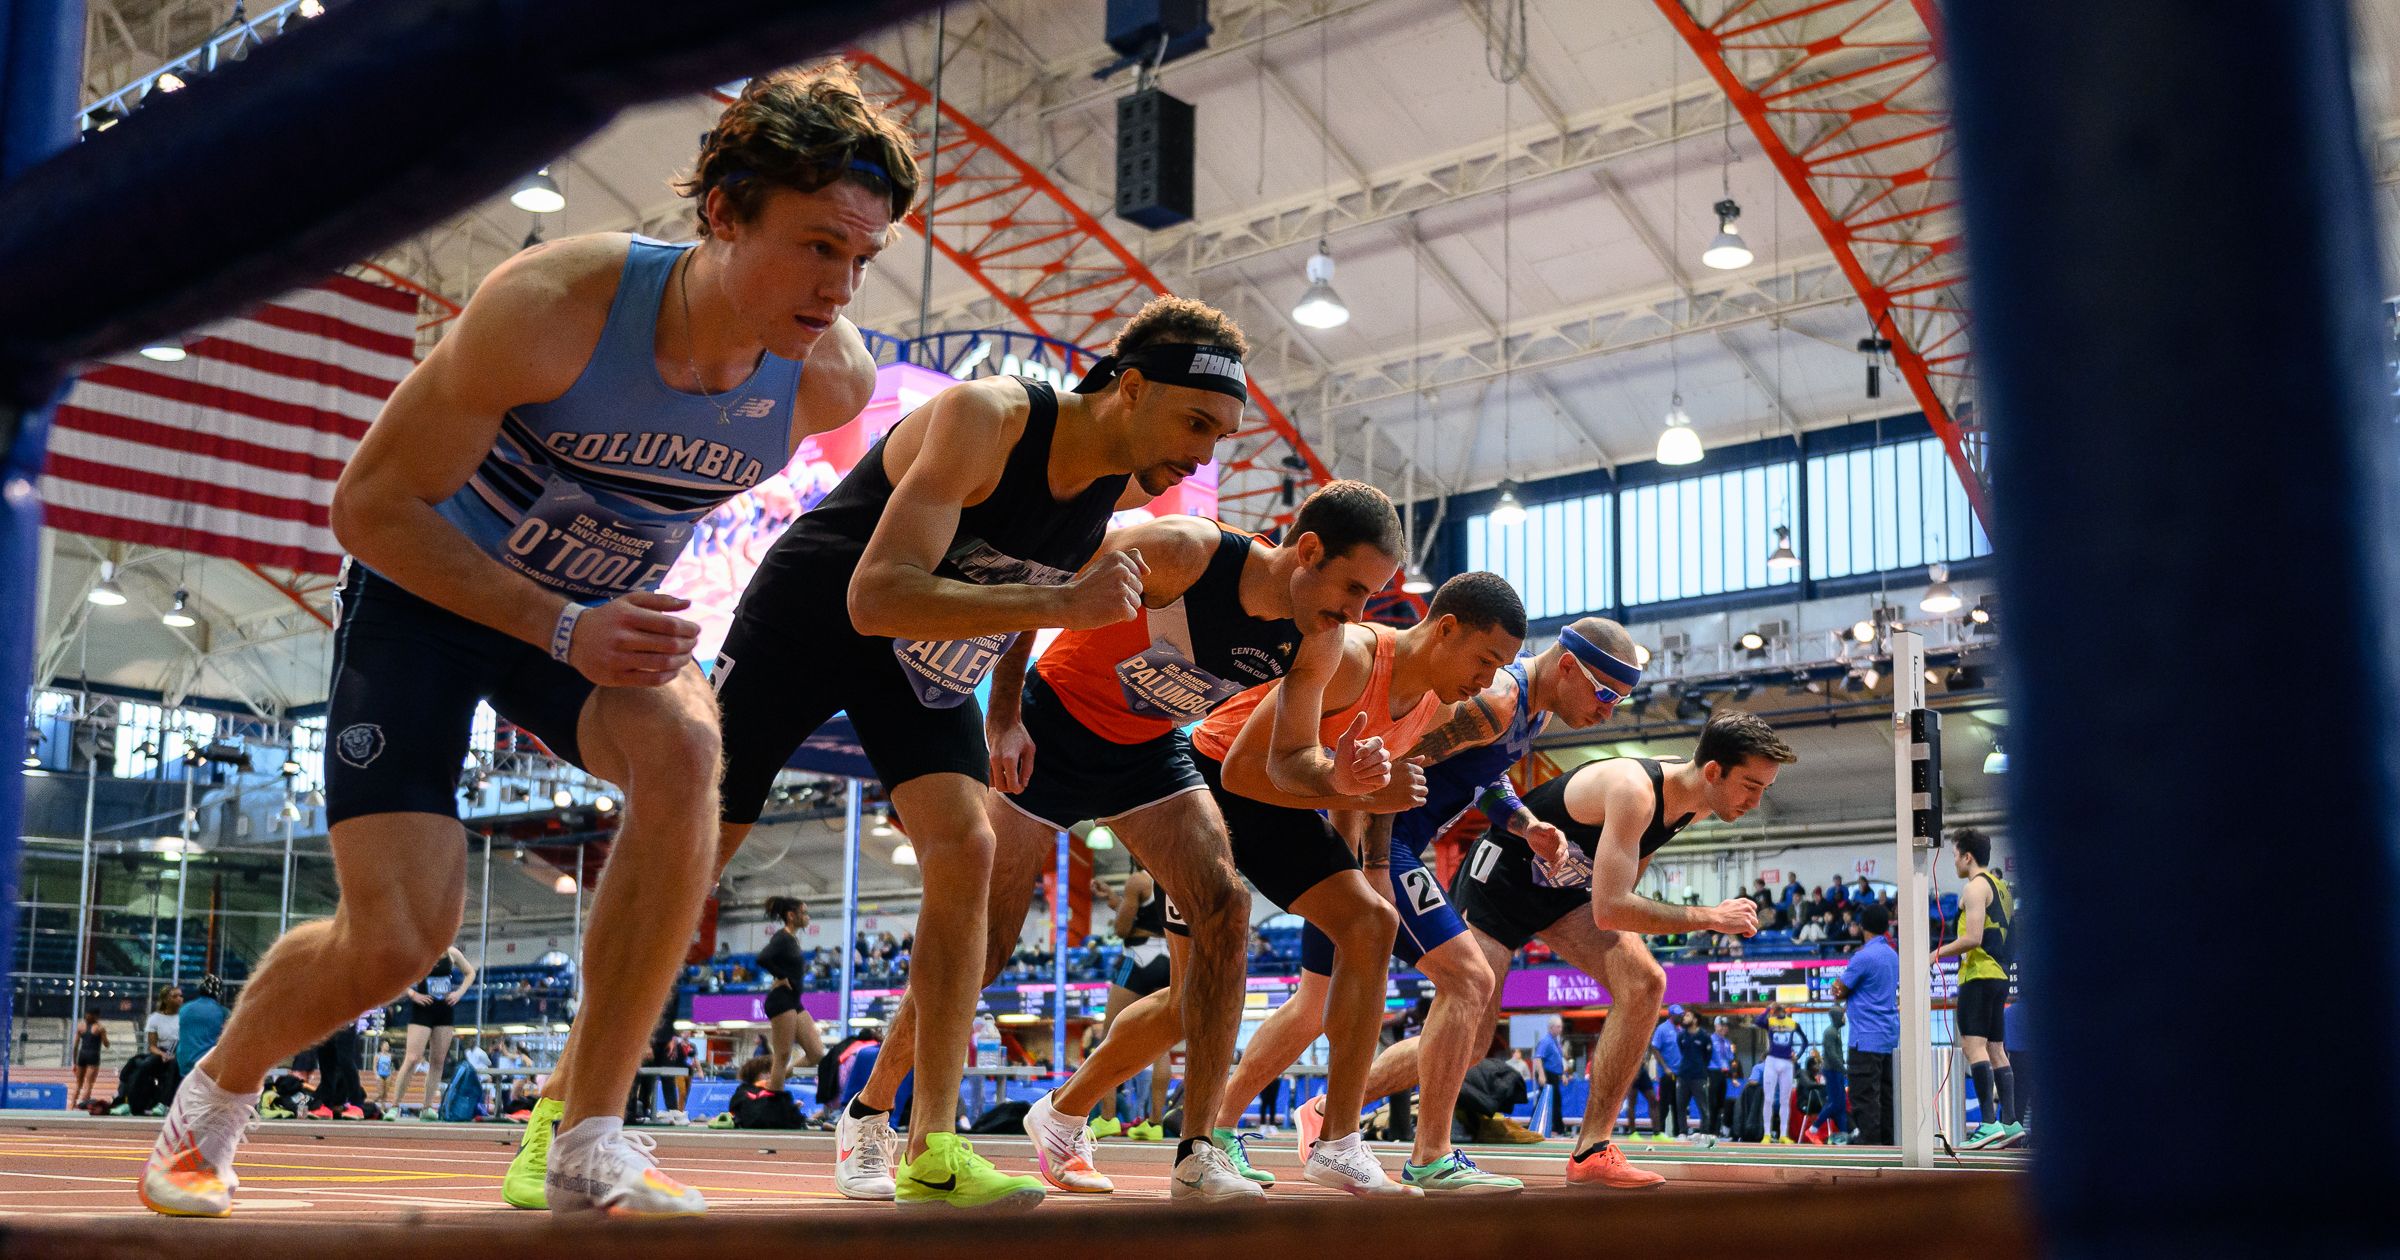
[1088,1115,1123,1140]
[503,1096,563,1210]
[894,1133,1046,1211]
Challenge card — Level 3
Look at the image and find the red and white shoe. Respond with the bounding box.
[1023,1091,1113,1193]
[1292,1095,1325,1163]
[1565,1141,1665,1190]
[138,1069,258,1217]
[545,1120,705,1219]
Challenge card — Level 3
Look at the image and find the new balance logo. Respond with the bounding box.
[730,397,778,418]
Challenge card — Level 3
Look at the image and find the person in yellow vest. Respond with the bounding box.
[1931,828,2021,1149]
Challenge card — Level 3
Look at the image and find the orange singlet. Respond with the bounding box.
[1188,622,1441,766]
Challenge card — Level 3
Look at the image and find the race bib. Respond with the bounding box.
[1115,640,1246,722]
[893,538,1076,709]
[425,975,453,997]
[1531,838,1595,890]
[498,479,691,600]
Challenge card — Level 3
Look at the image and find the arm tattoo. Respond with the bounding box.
[1409,694,1503,763]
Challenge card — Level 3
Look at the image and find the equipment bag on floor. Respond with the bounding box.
[440,1062,484,1122]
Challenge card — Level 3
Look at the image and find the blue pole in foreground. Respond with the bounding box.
[1944,2,2400,1253]
[1052,831,1068,1079]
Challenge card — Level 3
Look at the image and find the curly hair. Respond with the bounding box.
[1107,293,1248,358]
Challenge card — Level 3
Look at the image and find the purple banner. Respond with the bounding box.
[1498,963,1710,1011]
[691,990,858,1024]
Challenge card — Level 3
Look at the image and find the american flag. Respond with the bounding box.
[43,274,419,575]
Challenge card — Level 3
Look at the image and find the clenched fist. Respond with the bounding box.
[569,591,699,688]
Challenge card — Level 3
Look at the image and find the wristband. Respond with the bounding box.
[550,603,586,664]
[1476,780,1527,830]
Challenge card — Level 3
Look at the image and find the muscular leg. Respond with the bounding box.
[880,773,1001,1159]
[420,1026,455,1111]
[1093,984,1140,1121]
[768,1011,801,1085]
[550,669,724,1139]
[381,1023,431,1108]
[1361,933,1494,1165]
[855,794,1045,1114]
[1286,871,1399,1146]
[1050,933,1191,1116]
[1109,789,1247,1142]
[198,815,464,1095]
[1214,969,1330,1131]
[1531,913,1665,1157]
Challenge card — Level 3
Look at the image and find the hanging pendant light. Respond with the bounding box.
[1291,243,1350,330]
[1402,563,1434,595]
[1920,562,1963,613]
[1489,481,1527,528]
[139,341,187,362]
[509,167,565,214]
[88,562,128,606]
[1767,525,1798,570]
[891,841,918,866]
[553,872,578,895]
[161,589,197,628]
[1703,198,1753,270]
[1656,394,1703,466]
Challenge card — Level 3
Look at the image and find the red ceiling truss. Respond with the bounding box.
[843,51,1333,539]
[1656,0,1988,526]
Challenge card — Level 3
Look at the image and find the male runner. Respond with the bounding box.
[141,67,912,1221]
[706,294,1250,1211]
[1212,616,1641,1192]
[1053,572,1527,1197]
[1447,710,1795,1188]
[1753,1001,1805,1142]
[1933,827,2020,1148]
[838,482,1403,1203]
[1092,859,1171,1139]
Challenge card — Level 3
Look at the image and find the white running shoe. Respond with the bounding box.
[834,1105,900,1200]
[546,1120,705,1218]
[1172,1141,1267,1203]
[1023,1091,1113,1193]
[1303,1132,1420,1198]
[137,1069,258,1218]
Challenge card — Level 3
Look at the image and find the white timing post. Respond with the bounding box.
[1890,629,1939,1167]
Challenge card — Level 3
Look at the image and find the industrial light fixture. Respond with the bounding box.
[1402,564,1434,595]
[154,71,189,94]
[1633,644,1652,667]
[1730,677,1757,702]
[1920,563,1962,613]
[22,729,42,768]
[87,562,128,606]
[871,810,895,838]
[553,872,578,895]
[503,784,530,804]
[1983,743,2008,775]
[510,168,565,214]
[1702,198,1753,270]
[1489,481,1527,528]
[138,341,187,362]
[1290,243,1350,330]
[551,787,574,809]
[1969,595,1995,630]
[1767,525,1798,571]
[1656,394,1703,466]
[1739,630,1766,653]
[297,0,325,16]
[1084,825,1116,851]
[279,757,302,777]
[1863,665,1881,690]
[592,796,615,814]
[1851,619,1876,644]
[279,797,302,822]
[891,841,918,866]
[161,589,197,628]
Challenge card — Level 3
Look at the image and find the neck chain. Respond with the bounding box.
[678,251,754,425]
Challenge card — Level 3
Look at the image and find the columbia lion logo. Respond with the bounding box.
[336,723,385,768]
[730,397,778,419]
[1188,350,1245,384]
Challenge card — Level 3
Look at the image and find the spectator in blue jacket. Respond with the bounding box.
[1707,1017,1737,1136]
[1649,1008,1686,1136]
[1834,903,1899,1143]
[1673,1010,1714,1142]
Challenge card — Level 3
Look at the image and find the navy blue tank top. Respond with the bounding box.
[430,238,803,604]
[745,379,1129,709]
[1525,757,1697,860]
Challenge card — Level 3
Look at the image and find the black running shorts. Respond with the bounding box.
[1446,826,1590,953]
[1110,943,1172,996]
[997,673,1207,831]
[763,985,803,1020]
[1190,750,1361,913]
[1955,976,2008,1041]
[714,598,991,826]
[402,997,456,1029]
[325,564,594,826]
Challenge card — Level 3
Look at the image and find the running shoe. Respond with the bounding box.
[1292,1095,1325,1161]
[1088,1115,1124,1140]
[1211,1128,1275,1185]
[1401,1150,1523,1195]
[1960,1121,2009,1150]
[1126,1120,1165,1142]
[834,1103,900,1200]
[306,1105,334,1120]
[338,1104,365,1121]
[1172,1140,1267,1203]
[545,1120,705,1219]
[1302,1132,1419,1198]
[503,1096,562,1210]
[1996,1121,2028,1149]
[1564,1141,1664,1190]
[894,1133,1046,1211]
[139,1070,258,1218]
[1023,1090,1113,1193]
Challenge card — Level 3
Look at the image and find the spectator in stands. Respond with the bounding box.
[1827,879,1849,909]
[729,1055,805,1129]
[1796,912,1829,944]
[139,985,184,1108]
[1534,1016,1567,1135]
[1650,1007,1687,1137]
[1750,878,1774,916]
[1780,873,1804,915]
[1820,1005,1850,1142]
[1834,903,1899,1144]
[1851,875,1875,904]
[1707,1016,1737,1137]
[175,976,229,1089]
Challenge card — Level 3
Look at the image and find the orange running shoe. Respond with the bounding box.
[1564,1141,1665,1190]
[1292,1095,1326,1162]
[138,1069,257,1217]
